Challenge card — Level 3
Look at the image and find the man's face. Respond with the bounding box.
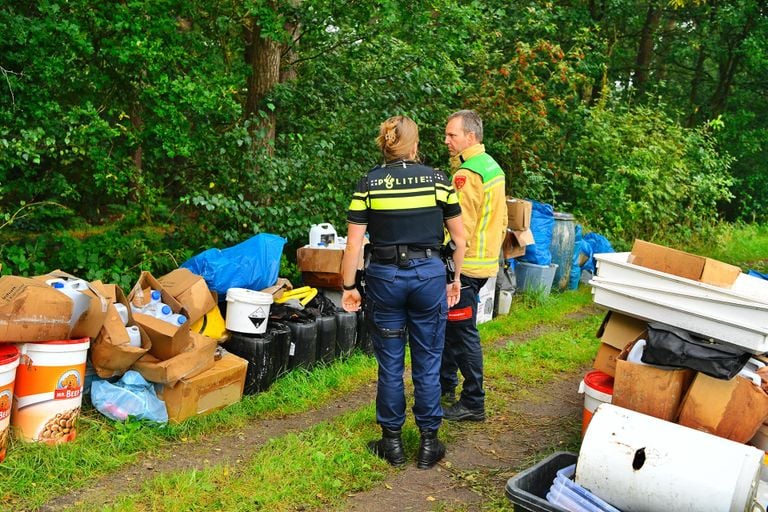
[444,117,475,157]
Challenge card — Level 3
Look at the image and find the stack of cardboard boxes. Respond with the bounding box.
[589,240,768,445]
[0,268,249,424]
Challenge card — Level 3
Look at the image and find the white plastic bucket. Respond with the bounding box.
[309,223,337,247]
[226,288,273,335]
[12,338,90,444]
[0,345,20,462]
[578,370,613,436]
[578,403,763,512]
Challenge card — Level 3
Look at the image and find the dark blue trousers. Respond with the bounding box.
[365,257,447,432]
[440,275,487,410]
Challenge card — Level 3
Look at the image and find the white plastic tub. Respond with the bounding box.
[594,252,768,305]
[589,279,768,354]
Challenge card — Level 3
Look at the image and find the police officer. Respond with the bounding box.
[341,115,466,469]
[441,109,507,422]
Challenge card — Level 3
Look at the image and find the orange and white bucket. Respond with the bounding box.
[578,370,614,437]
[0,345,20,462]
[12,338,90,444]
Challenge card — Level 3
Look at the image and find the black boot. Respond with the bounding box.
[368,427,406,467]
[416,429,446,469]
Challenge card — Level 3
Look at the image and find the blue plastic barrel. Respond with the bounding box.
[549,212,576,291]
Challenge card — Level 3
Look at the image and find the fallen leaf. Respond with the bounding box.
[384,483,392,490]
[426,496,436,501]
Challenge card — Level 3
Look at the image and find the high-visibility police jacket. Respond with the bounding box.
[451,144,507,279]
[347,160,461,247]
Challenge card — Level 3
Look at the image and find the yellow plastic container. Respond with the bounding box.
[191,305,227,340]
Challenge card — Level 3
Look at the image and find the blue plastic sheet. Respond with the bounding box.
[748,269,768,281]
[91,371,168,423]
[521,200,554,265]
[568,224,584,290]
[182,233,286,295]
[581,232,615,273]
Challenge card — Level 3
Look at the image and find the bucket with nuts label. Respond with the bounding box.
[12,338,90,444]
[0,345,20,461]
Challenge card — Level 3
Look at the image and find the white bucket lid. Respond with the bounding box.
[226,287,274,305]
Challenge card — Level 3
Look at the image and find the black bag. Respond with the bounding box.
[641,322,752,380]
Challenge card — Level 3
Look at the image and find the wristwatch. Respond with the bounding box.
[342,283,356,291]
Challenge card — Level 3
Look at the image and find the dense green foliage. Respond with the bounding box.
[1,1,765,280]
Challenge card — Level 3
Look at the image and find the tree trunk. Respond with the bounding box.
[709,11,756,117]
[634,1,663,96]
[244,16,281,156]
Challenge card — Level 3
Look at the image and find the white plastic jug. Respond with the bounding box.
[309,223,337,248]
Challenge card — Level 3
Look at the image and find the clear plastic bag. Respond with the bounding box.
[91,370,168,423]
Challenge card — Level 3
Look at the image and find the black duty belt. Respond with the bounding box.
[369,245,441,267]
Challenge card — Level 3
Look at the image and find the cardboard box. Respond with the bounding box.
[132,333,218,386]
[612,357,694,422]
[506,198,532,231]
[0,276,72,342]
[157,268,217,325]
[297,247,344,274]
[678,372,768,443]
[503,229,535,260]
[159,351,247,423]
[592,342,622,377]
[477,276,497,324]
[90,284,150,378]
[629,240,742,288]
[297,247,345,290]
[596,311,647,350]
[128,272,192,360]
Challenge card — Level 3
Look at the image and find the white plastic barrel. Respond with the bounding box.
[577,403,763,512]
[225,288,273,334]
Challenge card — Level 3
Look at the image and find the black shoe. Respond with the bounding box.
[443,401,486,422]
[416,429,446,469]
[367,427,406,467]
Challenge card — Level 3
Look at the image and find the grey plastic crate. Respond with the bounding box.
[505,451,577,512]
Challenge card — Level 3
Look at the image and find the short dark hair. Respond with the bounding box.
[447,110,483,142]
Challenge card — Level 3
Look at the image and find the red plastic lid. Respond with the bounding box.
[584,370,614,393]
[0,344,20,365]
[26,337,90,346]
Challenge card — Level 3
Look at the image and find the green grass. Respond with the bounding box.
[55,289,602,512]
[0,354,377,510]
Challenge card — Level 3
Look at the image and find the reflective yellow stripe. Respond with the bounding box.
[370,195,437,210]
[483,175,505,190]
[349,197,367,211]
[371,186,435,196]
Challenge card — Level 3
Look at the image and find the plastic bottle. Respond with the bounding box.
[114,303,129,325]
[48,279,91,327]
[127,325,142,347]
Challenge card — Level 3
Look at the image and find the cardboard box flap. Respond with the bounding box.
[503,229,535,260]
[678,372,768,443]
[132,333,217,386]
[596,311,648,350]
[0,276,72,342]
[157,268,217,325]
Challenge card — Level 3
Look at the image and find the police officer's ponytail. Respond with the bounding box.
[377,116,419,163]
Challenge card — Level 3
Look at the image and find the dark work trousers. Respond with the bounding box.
[440,275,487,410]
[365,256,448,432]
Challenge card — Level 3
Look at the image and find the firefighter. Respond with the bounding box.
[441,110,507,422]
[341,115,466,469]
